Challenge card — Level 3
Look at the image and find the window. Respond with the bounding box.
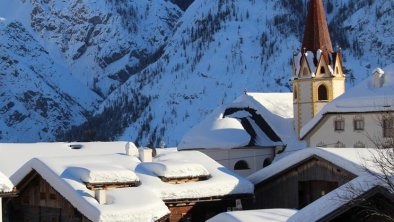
[320,66,326,74]
[353,116,364,131]
[334,117,345,131]
[354,141,365,148]
[318,85,328,100]
[263,158,272,168]
[335,67,339,74]
[234,160,250,170]
[383,118,394,138]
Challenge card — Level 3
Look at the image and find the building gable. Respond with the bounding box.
[254,156,356,209]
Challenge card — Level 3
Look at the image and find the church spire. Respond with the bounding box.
[301,0,333,53]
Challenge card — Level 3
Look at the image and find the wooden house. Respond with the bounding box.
[248,148,380,209]
[0,142,254,222]
[1,172,17,222]
[289,175,394,222]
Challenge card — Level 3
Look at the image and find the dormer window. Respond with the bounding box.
[320,66,326,74]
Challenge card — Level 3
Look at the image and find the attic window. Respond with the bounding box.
[234,160,250,170]
[85,181,141,190]
[159,175,210,184]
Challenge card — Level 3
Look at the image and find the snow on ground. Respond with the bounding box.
[0,171,13,193]
[288,174,391,222]
[0,142,130,178]
[301,63,394,138]
[248,148,382,185]
[207,208,298,222]
[178,92,305,151]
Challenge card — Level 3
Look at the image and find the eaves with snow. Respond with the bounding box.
[178,92,306,151]
[248,147,383,186]
[0,171,14,194]
[0,142,253,222]
[301,63,394,139]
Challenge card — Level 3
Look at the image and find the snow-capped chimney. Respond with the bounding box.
[95,189,106,205]
[372,68,385,88]
[138,147,153,162]
[125,142,138,156]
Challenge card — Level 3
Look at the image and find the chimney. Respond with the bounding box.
[125,142,138,156]
[139,147,153,162]
[372,68,385,88]
[95,189,106,205]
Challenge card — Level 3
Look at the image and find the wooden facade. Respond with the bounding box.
[165,194,254,222]
[254,156,356,209]
[320,186,394,222]
[5,171,90,222]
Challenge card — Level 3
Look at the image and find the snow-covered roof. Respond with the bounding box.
[138,150,254,200]
[14,154,169,222]
[207,208,298,222]
[301,63,394,138]
[288,174,392,222]
[178,93,305,151]
[248,148,382,185]
[0,171,13,193]
[4,143,253,221]
[0,141,129,177]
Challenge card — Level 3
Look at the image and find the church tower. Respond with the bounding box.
[292,0,345,138]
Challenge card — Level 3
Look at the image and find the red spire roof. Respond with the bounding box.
[302,0,333,53]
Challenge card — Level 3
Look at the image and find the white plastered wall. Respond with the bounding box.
[307,112,388,148]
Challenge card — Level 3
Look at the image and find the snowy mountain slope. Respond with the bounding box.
[0,21,100,142]
[24,0,181,96]
[66,0,393,147]
[1,0,181,96]
[0,0,181,142]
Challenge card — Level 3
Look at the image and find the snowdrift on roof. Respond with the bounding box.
[0,171,13,192]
